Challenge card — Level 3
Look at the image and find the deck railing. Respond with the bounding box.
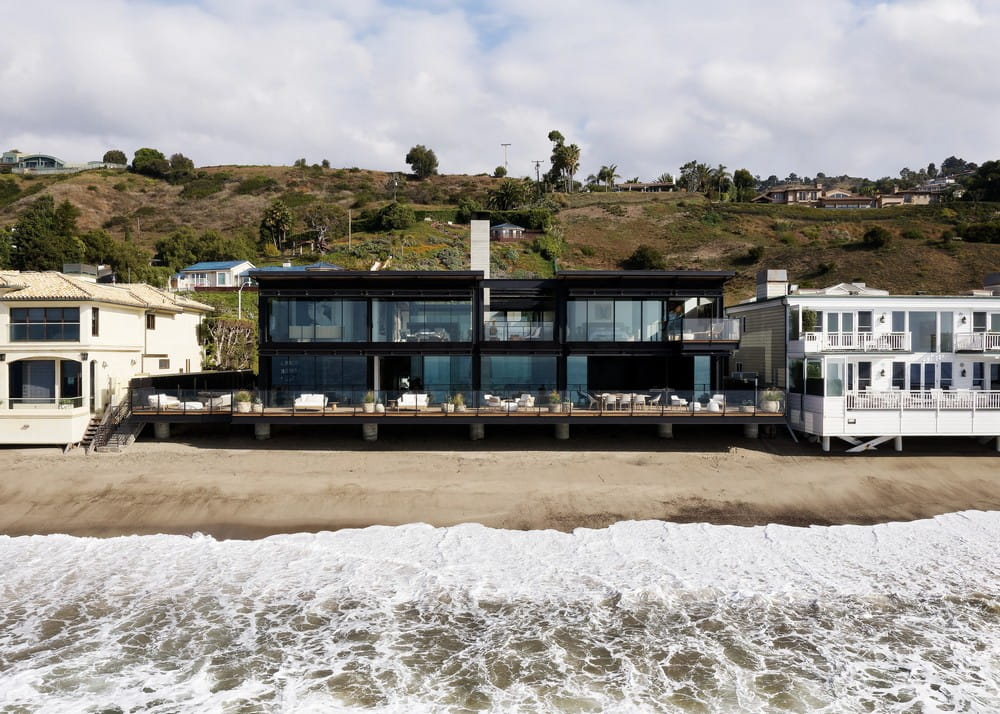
[129,387,784,418]
[803,332,911,352]
[954,332,1000,352]
[845,389,1000,410]
[679,319,741,343]
[484,321,554,341]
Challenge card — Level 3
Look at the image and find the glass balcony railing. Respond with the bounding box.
[484,321,554,341]
[678,319,741,343]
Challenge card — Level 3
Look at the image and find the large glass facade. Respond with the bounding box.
[567,298,712,342]
[909,311,937,352]
[372,300,472,343]
[269,355,366,404]
[481,355,557,393]
[268,298,367,342]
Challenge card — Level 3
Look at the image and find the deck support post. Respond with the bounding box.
[362,423,378,442]
[743,423,758,439]
[821,436,831,453]
[995,436,999,453]
[554,423,570,440]
[153,422,170,440]
[469,423,485,441]
[657,423,673,439]
[254,423,271,441]
[894,436,903,452]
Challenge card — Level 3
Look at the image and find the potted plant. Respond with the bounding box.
[363,390,377,414]
[741,400,755,414]
[442,394,455,413]
[235,390,252,413]
[548,389,563,413]
[252,396,263,413]
[58,397,74,409]
[760,389,783,413]
[452,393,467,412]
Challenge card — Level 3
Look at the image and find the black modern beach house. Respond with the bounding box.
[132,222,783,442]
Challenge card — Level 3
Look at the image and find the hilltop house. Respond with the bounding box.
[0,268,211,445]
[172,260,255,291]
[2,149,126,175]
[727,270,1000,452]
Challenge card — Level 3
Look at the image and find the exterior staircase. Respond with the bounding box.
[90,389,145,454]
[79,416,103,451]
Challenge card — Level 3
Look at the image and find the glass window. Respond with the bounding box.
[892,362,906,390]
[91,308,100,337]
[972,312,987,333]
[991,314,1000,332]
[789,306,801,340]
[939,311,953,352]
[826,360,844,396]
[924,364,936,389]
[909,363,921,390]
[806,358,824,396]
[270,355,367,404]
[857,311,872,333]
[481,355,556,393]
[587,300,614,341]
[891,311,905,333]
[567,302,587,341]
[973,362,985,390]
[826,313,839,333]
[9,359,56,403]
[641,300,663,341]
[857,361,872,391]
[146,313,156,330]
[372,299,472,343]
[842,313,854,333]
[909,311,937,352]
[60,360,81,400]
[940,362,952,390]
[567,355,588,393]
[9,307,80,341]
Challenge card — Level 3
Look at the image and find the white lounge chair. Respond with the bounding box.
[148,394,181,409]
[516,394,535,408]
[398,393,429,410]
[669,395,688,408]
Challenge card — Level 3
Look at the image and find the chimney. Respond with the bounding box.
[470,220,490,277]
[756,269,788,301]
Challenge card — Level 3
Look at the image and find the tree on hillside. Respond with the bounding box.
[655,172,674,185]
[622,244,667,270]
[131,148,170,178]
[598,164,620,191]
[963,160,1000,202]
[405,145,439,179]
[169,153,196,183]
[301,203,349,249]
[259,200,294,250]
[10,195,84,271]
[372,201,415,231]
[102,149,126,165]
[679,160,711,192]
[545,130,581,192]
[710,164,731,199]
[486,178,531,210]
[733,169,756,202]
[941,156,976,175]
[493,165,507,178]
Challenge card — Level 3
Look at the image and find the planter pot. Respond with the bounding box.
[442,403,455,413]
[549,404,562,413]
[375,403,386,414]
[236,401,252,413]
[563,401,573,414]
[455,404,467,413]
[253,404,263,413]
[741,405,755,414]
[363,403,376,414]
[760,400,780,413]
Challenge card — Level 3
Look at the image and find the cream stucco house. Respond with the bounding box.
[0,269,211,446]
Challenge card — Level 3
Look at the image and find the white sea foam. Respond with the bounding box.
[1,512,999,712]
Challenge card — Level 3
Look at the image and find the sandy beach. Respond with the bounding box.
[1,425,998,538]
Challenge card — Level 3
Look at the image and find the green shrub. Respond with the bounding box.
[900,228,924,241]
[579,245,596,257]
[959,223,1000,243]
[744,245,765,263]
[179,174,226,199]
[235,175,279,195]
[533,233,564,261]
[621,244,667,270]
[862,226,892,249]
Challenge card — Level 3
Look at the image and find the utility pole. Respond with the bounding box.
[348,209,352,249]
[500,143,511,172]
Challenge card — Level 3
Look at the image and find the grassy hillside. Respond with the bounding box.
[1,165,997,303]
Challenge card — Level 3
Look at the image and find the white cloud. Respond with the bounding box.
[0,0,997,180]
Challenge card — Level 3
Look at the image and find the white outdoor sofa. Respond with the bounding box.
[294,393,328,410]
[398,393,429,410]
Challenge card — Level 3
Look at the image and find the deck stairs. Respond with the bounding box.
[78,416,103,451]
[90,389,144,454]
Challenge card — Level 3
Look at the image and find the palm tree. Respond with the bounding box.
[711,164,731,199]
[599,164,620,191]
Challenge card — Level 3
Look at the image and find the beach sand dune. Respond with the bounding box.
[1,426,997,538]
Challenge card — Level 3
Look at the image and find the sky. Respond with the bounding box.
[2,0,998,182]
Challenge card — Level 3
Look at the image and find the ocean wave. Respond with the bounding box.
[1,513,999,712]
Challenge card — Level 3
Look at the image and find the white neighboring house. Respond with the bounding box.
[0,270,212,446]
[172,261,254,290]
[728,270,1000,453]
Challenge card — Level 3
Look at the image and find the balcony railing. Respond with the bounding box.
[955,332,1000,352]
[129,387,783,417]
[484,321,554,341]
[678,319,741,343]
[4,396,85,409]
[803,332,911,352]
[845,389,1000,410]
